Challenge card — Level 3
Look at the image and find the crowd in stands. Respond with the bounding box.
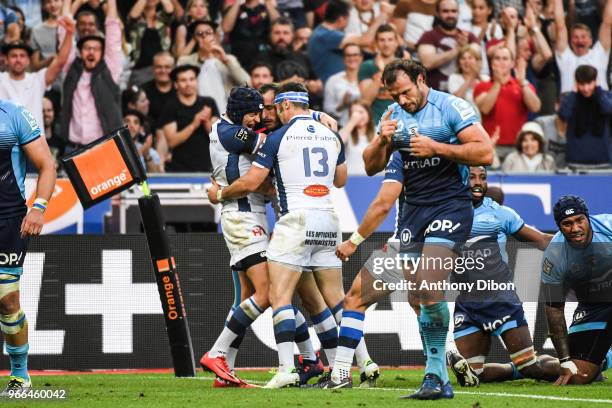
[0,0,610,175]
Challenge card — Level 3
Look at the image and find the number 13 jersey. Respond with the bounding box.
[254,115,345,215]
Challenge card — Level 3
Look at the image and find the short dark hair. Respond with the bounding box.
[375,24,397,39]
[190,19,217,34]
[76,9,97,21]
[324,0,351,22]
[275,81,309,109]
[170,64,200,82]
[271,16,294,31]
[570,23,592,37]
[250,61,273,76]
[436,0,458,13]
[574,65,597,84]
[382,59,427,87]
[259,83,279,95]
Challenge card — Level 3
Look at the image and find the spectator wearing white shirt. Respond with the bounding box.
[324,43,362,127]
[0,17,74,135]
[448,45,488,112]
[552,0,611,93]
[339,101,375,175]
[464,0,503,76]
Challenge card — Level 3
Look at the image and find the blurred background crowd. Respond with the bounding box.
[1,0,610,175]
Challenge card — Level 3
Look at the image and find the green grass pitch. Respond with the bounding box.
[2,368,611,407]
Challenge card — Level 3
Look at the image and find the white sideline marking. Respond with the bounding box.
[141,376,612,404]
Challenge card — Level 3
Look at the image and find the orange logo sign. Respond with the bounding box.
[72,140,133,200]
[303,184,330,197]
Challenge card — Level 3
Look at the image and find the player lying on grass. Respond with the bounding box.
[446,166,559,387]
[542,195,612,385]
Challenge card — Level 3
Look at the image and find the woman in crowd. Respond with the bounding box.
[502,121,556,172]
[339,101,375,175]
[173,0,210,57]
[448,46,487,111]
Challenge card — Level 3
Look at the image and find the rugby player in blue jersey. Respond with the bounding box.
[447,166,559,386]
[0,101,56,396]
[362,59,493,399]
[542,195,612,385]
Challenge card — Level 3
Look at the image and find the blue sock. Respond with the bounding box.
[273,305,296,372]
[605,349,612,371]
[420,302,450,383]
[510,363,524,380]
[312,308,338,366]
[417,315,427,360]
[331,301,343,324]
[6,343,29,380]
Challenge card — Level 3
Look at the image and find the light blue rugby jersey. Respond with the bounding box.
[541,214,612,303]
[0,100,41,219]
[380,89,479,206]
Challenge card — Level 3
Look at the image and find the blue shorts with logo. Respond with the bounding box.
[0,215,28,276]
[397,198,473,254]
[453,301,527,339]
[568,303,612,365]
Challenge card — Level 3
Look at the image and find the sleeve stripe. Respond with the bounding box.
[382,179,402,184]
[19,134,41,146]
[253,162,266,169]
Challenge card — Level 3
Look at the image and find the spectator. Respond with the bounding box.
[392,0,436,52]
[448,45,487,111]
[293,25,311,51]
[71,0,107,31]
[250,62,274,89]
[553,0,611,93]
[339,101,375,175]
[346,0,393,36]
[535,110,567,168]
[124,109,163,173]
[42,96,64,168]
[276,0,307,28]
[177,19,250,113]
[474,46,541,157]
[257,17,322,96]
[158,64,219,172]
[142,51,176,129]
[31,0,63,71]
[0,5,19,40]
[557,65,612,168]
[221,0,280,69]
[60,0,123,150]
[9,6,30,44]
[517,5,553,86]
[10,0,42,27]
[464,0,502,76]
[141,51,176,168]
[568,0,604,40]
[359,24,410,124]
[324,43,362,127]
[0,19,74,134]
[122,86,151,119]
[486,6,520,66]
[502,121,557,172]
[307,0,388,83]
[304,0,328,27]
[128,0,175,86]
[417,0,479,92]
[173,0,210,57]
[75,9,100,38]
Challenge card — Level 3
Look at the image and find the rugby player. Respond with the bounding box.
[542,195,612,385]
[208,82,347,388]
[362,59,493,399]
[447,166,559,386]
[202,86,325,387]
[0,101,56,395]
[259,83,380,386]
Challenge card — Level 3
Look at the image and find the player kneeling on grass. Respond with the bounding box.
[542,195,612,385]
[208,82,347,388]
[446,166,560,387]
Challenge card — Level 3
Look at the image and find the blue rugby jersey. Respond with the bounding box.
[380,89,479,205]
[0,100,41,219]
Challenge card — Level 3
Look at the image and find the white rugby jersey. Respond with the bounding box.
[254,115,345,215]
[209,116,266,213]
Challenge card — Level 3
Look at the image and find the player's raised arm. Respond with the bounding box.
[363,109,394,176]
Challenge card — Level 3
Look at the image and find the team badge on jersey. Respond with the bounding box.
[542,258,553,275]
[21,108,39,131]
[450,97,476,121]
